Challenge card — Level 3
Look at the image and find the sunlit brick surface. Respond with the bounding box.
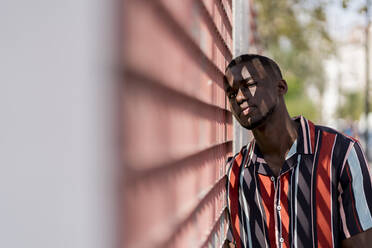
[122,1,233,247]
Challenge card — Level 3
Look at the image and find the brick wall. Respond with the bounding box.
[121,0,233,247]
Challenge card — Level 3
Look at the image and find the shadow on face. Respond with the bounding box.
[223,57,284,130]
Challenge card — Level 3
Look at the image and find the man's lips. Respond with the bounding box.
[241,106,256,115]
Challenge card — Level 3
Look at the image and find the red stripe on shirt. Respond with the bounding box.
[280,173,290,248]
[316,132,336,247]
[229,152,243,248]
[258,174,276,248]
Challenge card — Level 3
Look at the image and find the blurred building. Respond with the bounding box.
[324,16,372,160]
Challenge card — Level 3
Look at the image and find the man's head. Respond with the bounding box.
[223,54,288,130]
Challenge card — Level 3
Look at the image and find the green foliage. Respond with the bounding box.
[285,72,303,99]
[285,73,319,120]
[342,0,351,9]
[337,91,364,120]
[286,93,319,121]
[254,0,335,122]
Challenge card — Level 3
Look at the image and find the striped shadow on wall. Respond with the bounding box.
[121,0,233,247]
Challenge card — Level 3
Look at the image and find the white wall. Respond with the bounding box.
[232,0,253,153]
[0,1,117,247]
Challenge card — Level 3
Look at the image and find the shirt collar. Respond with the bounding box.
[246,115,315,170]
[293,115,315,155]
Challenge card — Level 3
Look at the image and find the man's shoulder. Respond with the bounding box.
[314,123,357,144]
[296,115,357,144]
[311,123,359,167]
[225,141,255,172]
[225,148,244,168]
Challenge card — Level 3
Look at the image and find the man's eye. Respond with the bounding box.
[228,92,237,99]
[244,82,257,88]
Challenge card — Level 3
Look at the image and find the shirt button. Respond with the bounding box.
[270,176,275,181]
[276,205,281,211]
[279,237,284,243]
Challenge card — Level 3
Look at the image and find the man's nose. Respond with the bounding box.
[236,88,245,104]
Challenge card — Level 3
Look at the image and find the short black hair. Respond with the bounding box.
[225,54,283,79]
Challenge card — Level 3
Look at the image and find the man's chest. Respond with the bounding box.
[236,155,341,247]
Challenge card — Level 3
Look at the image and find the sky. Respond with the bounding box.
[326,0,367,41]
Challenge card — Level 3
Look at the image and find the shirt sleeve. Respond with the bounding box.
[339,140,372,239]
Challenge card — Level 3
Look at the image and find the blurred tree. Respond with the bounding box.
[285,71,318,121]
[254,0,335,122]
[337,91,364,120]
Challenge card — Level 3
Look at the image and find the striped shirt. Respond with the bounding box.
[226,116,372,248]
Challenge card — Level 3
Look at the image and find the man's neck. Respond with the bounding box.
[252,106,298,159]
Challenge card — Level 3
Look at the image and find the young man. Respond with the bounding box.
[223,54,372,248]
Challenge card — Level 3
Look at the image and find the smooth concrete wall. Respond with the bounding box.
[0,1,117,247]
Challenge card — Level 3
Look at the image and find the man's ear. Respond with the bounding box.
[277,79,288,95]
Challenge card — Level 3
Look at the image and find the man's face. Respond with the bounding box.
[223,59,279,130]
